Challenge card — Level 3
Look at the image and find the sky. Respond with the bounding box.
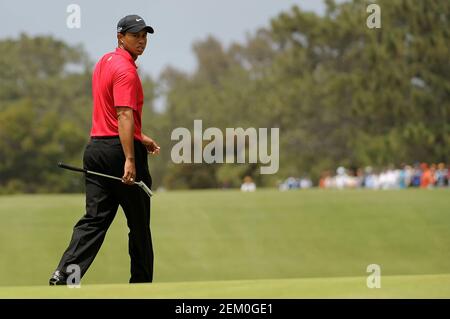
[0,0,328,78]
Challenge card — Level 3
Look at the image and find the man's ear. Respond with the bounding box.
[117,32,125,47]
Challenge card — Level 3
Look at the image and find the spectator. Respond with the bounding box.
[241,176,256,192]
[398,164,408,189]
[335,166,348,189]
[404,164,414,188]
[299,176,313,189]
[411,163,422,187]
[355,168,364,188]
[435,163,448,187]
[319,171,328,188]
[420,163,434,189]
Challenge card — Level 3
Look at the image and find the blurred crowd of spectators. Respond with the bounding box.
[278,176,313,191]
[319,163,449,190]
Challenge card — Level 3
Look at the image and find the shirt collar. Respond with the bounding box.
[115,47,137,69]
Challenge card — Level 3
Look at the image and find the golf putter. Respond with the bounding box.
[58,162,153,197]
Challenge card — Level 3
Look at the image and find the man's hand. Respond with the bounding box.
[142,134,161,155]
[122,158,136,185]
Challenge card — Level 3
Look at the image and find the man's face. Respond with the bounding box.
[119,30,148,56]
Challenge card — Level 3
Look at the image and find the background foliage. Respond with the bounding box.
[0,0,448,192]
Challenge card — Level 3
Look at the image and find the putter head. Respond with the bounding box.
[135,181,153,197]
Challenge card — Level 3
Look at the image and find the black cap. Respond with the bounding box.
[117,14,154,34]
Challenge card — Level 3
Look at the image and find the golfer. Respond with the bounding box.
[49,14,160,285]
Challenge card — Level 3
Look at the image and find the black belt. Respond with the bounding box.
[91,136,119,140]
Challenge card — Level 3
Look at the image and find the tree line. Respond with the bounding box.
[0,0,448,193]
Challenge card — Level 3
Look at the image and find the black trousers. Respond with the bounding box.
[56,137,153,283]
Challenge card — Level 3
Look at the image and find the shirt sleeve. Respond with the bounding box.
[113,68,138,110]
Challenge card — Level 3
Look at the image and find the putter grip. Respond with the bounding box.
[58,162,87,173]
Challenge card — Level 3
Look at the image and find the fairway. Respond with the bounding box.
[0,189,449,298]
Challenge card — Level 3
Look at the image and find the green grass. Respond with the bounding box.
[1,274,450,298]
[0,189,449,297]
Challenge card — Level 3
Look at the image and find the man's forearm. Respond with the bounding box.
[117,108,135,160]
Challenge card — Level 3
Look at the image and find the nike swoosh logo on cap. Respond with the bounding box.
[136,18,142,21]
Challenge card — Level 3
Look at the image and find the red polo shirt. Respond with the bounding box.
[90,48,144,141]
